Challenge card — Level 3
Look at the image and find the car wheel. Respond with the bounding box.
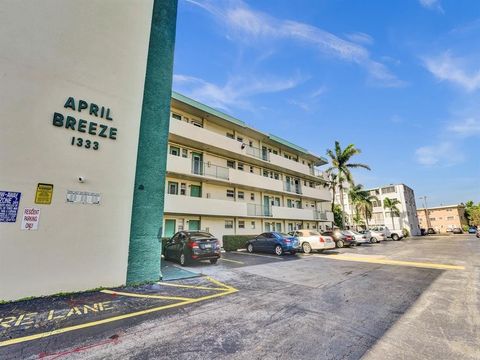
[209,259,218,264]
[247,243,254,253]
[274,245,283,256]
[392,234,399,241]
[179,252,188,266]
[302,242,312,254]
[370,237,376,244]
[336,240,344,248]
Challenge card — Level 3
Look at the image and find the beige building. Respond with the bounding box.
[417,204,468,233]
[163,92,334,243]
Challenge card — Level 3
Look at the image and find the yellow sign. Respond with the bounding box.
[34,183,53,205]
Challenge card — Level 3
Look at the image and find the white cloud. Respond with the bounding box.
[419,0,444,13]
[186,0,404,87]
[173,73,304,111]
[423,52,480,92]
[447,118,480,136]
[345,32,374,45]
[415,141,464,166]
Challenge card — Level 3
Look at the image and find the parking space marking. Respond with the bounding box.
[157,282,228,292]
[312,254,465,270]
[0,277,238,348]
[229,252,284,260]
[219,258,244,265]
[100,289,193,301]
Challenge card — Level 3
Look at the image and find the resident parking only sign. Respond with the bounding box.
[0,191,21,222]
[21,208,40,230]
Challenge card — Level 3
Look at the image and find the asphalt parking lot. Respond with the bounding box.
[1,235,479,359]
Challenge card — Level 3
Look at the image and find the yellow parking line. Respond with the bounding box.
[314,254,465,270]
[231,252,284,260]
[0,279,238,348]
[100,289,193,301]
[204,276,236,291]
[220,258,244,265]
[157,282,227,292]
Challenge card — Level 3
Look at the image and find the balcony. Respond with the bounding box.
[315,210,334,222]
[271,206,316,221]
[269,153,311,175]
[230,169,284,193]
[283,181,302,195]
[167,154,229,181]
[164,194,247,217]
[247,204,272,217]
[301,185,331,201]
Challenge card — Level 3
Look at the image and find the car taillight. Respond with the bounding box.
[346,236,353,240]
[319,236,325,243]
[187,240,199,249]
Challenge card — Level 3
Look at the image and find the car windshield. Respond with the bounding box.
[188,232,214,240]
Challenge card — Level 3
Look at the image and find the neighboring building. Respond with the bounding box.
[163,92,334,243]
[338,183,421,236]
[417,204,468,233]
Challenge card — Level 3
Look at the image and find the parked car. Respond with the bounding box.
[452,228,463,234]
[288,229,336,253]
[427,228,436,235]
[361,229,386,243]
[322,230,356,248]
[468,227,477,234]
[476,229,480,238]
[246,232,300,256]
[342,230,368,245]
[163,231,221,266]
[420,228,427,236]
[370,226,404,241]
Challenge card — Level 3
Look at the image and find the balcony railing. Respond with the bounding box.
[247,204,272,217]
[191,161,229,180]
[246,145,270,161]
[283,181,302,194]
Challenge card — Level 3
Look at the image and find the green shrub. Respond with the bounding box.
[223,235,255,251]
[402,228,410,238]
[462,225,469,232]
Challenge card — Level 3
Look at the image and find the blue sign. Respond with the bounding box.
[0,191,22,223]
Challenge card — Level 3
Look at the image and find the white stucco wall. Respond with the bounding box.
[0,0,154,301]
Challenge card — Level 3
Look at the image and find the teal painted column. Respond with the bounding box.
[127,0,178,284]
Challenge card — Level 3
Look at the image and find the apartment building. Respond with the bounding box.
[417,204,468,233]
[163,92,334,243]
[338,183,421,236]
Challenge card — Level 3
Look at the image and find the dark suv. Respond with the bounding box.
[322,230,356,248]
[164,231,221,266]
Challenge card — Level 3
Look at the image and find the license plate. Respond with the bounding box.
[203,244,212,248]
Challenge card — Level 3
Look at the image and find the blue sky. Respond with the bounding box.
[172,0,480,206]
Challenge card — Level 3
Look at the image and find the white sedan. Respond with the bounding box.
[343,230,369,245]
[288,230,336,254]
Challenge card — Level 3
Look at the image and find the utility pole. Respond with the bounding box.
[419,196,431,229]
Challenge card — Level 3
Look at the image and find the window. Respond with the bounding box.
[226,189,235,198]
[225,220,233,229]
[237,136,243,142]
[180,183,186,196]
[238,221,245,229]
[168,182,178,195]
[251,221,256,229]
[287,199,293,208]
[263,170,269,177]
[447,216,454,220]
[169,146,180,156]
[238,163,244,171]
[182,149,188,158]
[226,133,234,139]
[191,120,203,128]
[381,186,396,194]
[273,172,280,180]
[250,193,255,201]
[272,150,278,155]
[249,141,253,147]
[429,217,436,221]
[238,191,244,200]
[172,113,182,120]
[227,160,235,168]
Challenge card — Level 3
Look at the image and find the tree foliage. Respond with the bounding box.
[465,201,480,226]
[383,197,401,229]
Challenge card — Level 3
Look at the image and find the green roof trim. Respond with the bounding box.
[172,91,328,164]
[172,91,245,127]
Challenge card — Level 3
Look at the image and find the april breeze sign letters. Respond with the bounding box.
[52,97,118,150]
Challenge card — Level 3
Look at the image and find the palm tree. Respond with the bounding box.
[383,197,401,229]
[326,141,371,226]
[349,184,377,229]
[325,171,345,212]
